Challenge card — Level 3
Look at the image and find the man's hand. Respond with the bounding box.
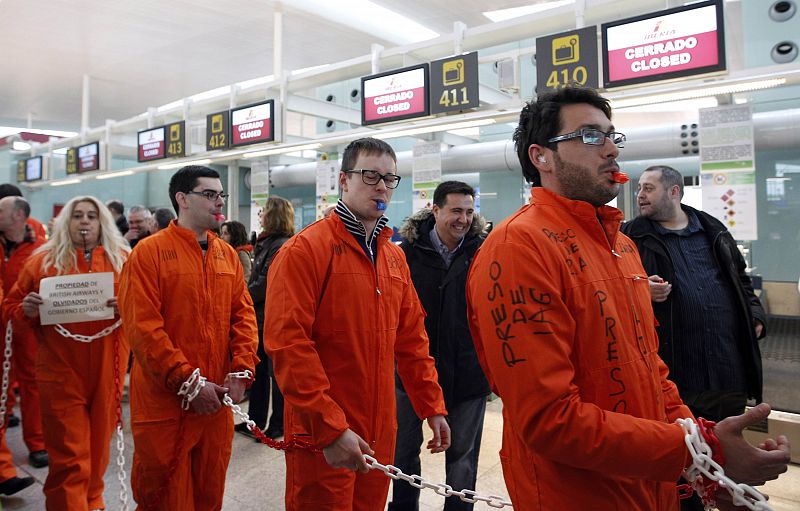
[426,415,451,454]
[189,382,227,415]
[224,375,247,403]
[754,319,765,339]
[647,275,672,302]
[124,228,140,241]
[106,297,119,316]
[715,403,791,486]
[323,429,374,473]
[22,292,43,318]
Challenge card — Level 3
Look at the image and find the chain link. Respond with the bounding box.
[223,395,512,508]
[0,322,14,428]
[54,319,122,343]
[112,333,129,511]
[677,418,774,511]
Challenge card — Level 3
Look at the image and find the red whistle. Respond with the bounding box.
[612,171,630,184]
[214,213,226,222]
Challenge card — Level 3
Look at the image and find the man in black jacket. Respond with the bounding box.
[621,165,766,420]
[389,181,490,511]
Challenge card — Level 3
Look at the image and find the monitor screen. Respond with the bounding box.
[361,64,429,125]
[25,156,43,181]
[230,100,275,147]
[602,0,725,88]
[137,126,166,162]
[77,142,100,172]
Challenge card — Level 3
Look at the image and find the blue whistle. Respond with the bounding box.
[376,200,386,211]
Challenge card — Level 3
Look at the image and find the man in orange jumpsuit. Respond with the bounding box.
[265,137,450,511]
[5,195,130,510]
[0,196,48,469]
[119,165,258,510]
[466,86,791,510]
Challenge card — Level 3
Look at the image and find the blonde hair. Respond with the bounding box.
[35,196,130,274]
[262,196,295,237]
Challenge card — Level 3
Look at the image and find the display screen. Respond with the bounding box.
[230,101,275,147]
[361,64,429,125]
[137,126,166,162]
[77,142,100,172]
[25,156,43,181]
[602,0,725,88]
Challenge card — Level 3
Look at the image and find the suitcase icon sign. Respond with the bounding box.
[443,59,465,86]
[552,35,580,65]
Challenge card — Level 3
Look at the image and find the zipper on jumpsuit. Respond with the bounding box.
[365,234,381,446]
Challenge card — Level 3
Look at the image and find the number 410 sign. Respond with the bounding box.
[536,26,599,93]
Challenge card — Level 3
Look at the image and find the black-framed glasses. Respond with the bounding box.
[547,128,626,148]
[186,190,230,201]
[344,169,402,189]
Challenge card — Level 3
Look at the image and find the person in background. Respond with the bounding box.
[124,205,152,249]
[119,165,258,510]
[153,207,175,233]
[390,181,489,511]
[220,220,253,282]
[265,137,450,510]
[4,196,130,510]
[106,200,128,236]
[466,86,790,510]
[0,184,47,242]
[621,165,768,511]
[0,196,48,469]
[236,197,295,441]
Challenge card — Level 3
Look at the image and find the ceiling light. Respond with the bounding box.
[614,97,719,113]
[242,143,322,159]
[610,78,787,108]
[483,0,574,22]
[237,75,274,89]
[157,100,184,113]
[12,141,31,151]
[51,178,81,187]
[373,119,495,140]
[157,159,212,170]
[190,86,231,103]
[288,0,438,45]
[291,65,330,76]
[96,170,135,180]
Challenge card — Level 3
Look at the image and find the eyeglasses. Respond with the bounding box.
[186,190,230,201]
[547,128,626,148]
[343,169,402,189]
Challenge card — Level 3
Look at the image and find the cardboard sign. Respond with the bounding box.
[38,272,115,325]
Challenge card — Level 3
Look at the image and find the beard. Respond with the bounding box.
[552,152,620,207]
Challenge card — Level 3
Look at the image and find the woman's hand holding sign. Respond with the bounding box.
[22,292,43,319]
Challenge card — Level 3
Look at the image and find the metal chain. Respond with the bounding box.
[0,322,14,429]
[677,418,773,511]
[222,395,513,508]
[113,334,129,511]
[54,319,122,343]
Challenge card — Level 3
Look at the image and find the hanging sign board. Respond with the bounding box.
[77,142,100,172]
[137,126,166,162]
[18,156,43,182]
[430,52,480,114]
[361,64,430,125]
[230,100,275,147]
[66,147,78,174]
[536,26,599,92]
[165,121,186,158]
[206,110,230,151]
[602,0,725,88]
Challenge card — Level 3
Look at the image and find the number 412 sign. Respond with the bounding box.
[430,51,480,115]
[536,26,599,93]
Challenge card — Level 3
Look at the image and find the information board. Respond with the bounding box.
[430,52,480,114]
[230,100,275,147]
[137,126,166,162]
[206,110,230,151]
[165,121,185,158]
[77,142,100,172]
[361,64,429,125]
[66,147,78,174]
[17,157,43,182]
[536,26,599,92]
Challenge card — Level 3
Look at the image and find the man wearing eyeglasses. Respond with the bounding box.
[119,165,259,509]
[265,137,450,511]
[466,87,790,510]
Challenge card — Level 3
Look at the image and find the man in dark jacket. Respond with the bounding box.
[389,181,490,511]
[621,165,766,419]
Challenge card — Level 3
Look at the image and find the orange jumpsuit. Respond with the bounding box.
[4,247,129,510]
[0,224,46,455]
[265,213,446,511]
[118,221,258,511]
[466,188,692,511]
[0,277,14,486]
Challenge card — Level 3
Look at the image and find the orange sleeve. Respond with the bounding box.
[467,239,688,482]
[3,256,42,328]
[118,243,193,394]
[394,258,447,420]
[227,246,259,374]
[264,240,348,448]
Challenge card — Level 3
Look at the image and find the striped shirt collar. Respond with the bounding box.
[335,200,389,244]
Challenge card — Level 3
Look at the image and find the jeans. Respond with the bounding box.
[388,388,486,511]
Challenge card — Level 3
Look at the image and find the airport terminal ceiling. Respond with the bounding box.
[2,0,800,287]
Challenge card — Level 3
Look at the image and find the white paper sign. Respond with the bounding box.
[38,272,115,325]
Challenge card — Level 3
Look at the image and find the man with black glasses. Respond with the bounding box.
[265,137,450,511]
[466,86,790,510]
[119,165,258,509]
